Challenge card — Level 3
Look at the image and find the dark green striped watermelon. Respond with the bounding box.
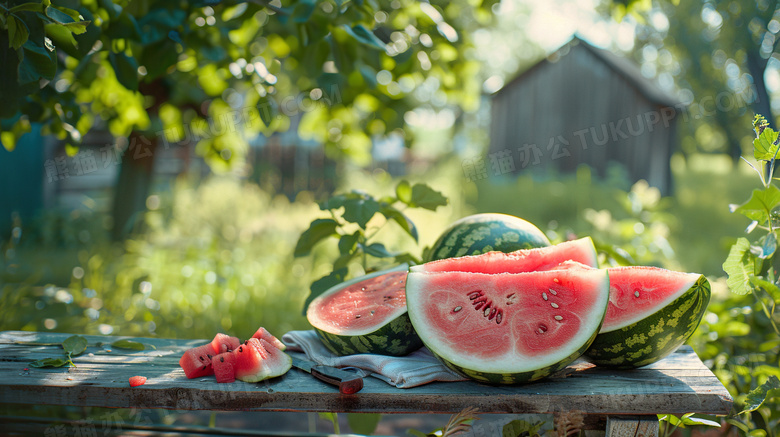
[584,266,711,368]
[405,262,610,384]
[427,213,550,262]
[306,264,423,356]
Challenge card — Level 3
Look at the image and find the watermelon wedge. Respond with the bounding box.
[585,266,711,368]
[213,352,237,383]
[210,333,240,354]
[307,264,423,356]
[252,327,286,351]
[413,237,598,274]
[405,262,610,384]
[233,338,292,383]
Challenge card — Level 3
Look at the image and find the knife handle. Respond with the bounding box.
[310,366,364,394]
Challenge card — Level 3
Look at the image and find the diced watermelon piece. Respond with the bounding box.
[233,338,292,383]
[251,327,286,351]
[213,352,237,383]
[210,333,240,354]
[179,344,216,379]
[129,376,147,387]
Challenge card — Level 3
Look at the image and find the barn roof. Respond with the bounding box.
[497,36,681,109]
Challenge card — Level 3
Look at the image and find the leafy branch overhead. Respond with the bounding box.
[295,181,447,314]
[0,0,499,170]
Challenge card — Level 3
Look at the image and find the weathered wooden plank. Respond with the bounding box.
[0,331,732,415]
[605,416,659,437]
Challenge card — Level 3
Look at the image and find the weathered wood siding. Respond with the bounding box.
[490,40,677,195]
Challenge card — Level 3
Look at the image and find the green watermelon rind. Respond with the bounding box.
[584,274,711,369]
[427,213,550,262]
[406,268,610,384]
[314,312,423,356]
[307,264,423,357]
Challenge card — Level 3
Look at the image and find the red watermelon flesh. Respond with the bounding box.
[252,327,286,351]
[179,344,216,379]
[412,237,598,274]
[210,333,240,354]
[213,352,237,383]
[233,338,292,383]
[308,269,408,336]
[601,266,703,332]
[405,262,609,377]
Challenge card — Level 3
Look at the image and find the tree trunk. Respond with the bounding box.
[110,79,167,241]
[746,50,774,127]
[110,132,158,240]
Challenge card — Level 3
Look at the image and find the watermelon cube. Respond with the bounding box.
[251,327,286,351]
[179,344,216,379]
[210,333,240,354]
[213,352,237,383]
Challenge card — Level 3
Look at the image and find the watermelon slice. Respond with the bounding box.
[413,237,598,274]
[179,344,216,379]
[405,262,610,384]
[307,264,423,356]
[252,327,286,351]
[213,352,237,383]
[585,266,711,368]
[210,333,240,354]
[233,338,292,383]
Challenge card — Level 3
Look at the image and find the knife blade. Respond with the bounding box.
[291,357,364,394]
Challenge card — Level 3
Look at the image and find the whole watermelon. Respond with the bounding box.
[427,213,550,262]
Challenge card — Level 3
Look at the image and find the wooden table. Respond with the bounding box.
[0,331,732,436]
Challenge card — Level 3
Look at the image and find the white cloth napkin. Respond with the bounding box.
[281,330,468,388]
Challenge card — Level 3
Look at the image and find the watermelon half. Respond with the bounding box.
[427,213,550,262]
[584,266,711,368]
[405,262,610,384]
[307,264,423,356]
[414,237,598,274]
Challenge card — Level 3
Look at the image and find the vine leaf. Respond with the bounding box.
[341,197,380,229]
[29,357,70,368]
[722,237,755,296]
[409,183,448,210]
[62,335,88,356]
[111,339,145,350]
[753,127,780,161]
[741,375,780,414]
[731,186,780,223]
[294,218,339,257]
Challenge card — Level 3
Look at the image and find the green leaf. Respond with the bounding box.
[256,95,278,126]
[723,237,756,295]
[61,21,89,35]
[337,232,360,255]
[362,242,397,258]
[333,250,358,270]
[732,186,780,223]
[395,180,412,204]
[680,416,721,428]
[294,218,339,257]
[19,39,57,84]
[346,413,381,436]
[291,0,317,23]
[342,197,380,228]
[46,6,80,24]
[111,339,145,350]
[380,205,418,241]
[760,232,777,259]
[502,419,545,437]
[318,412,340,434]
[409,183,448,210]
[753,127,779,161]
[740,375,780,413]
[45,23,78,51]
[62,335,88,356]
[7,16,30,50]
[109,51,139,90]
[9,2,46,14]
[29,357,70,368]
[342,24,385,50]
[302,268,347,315]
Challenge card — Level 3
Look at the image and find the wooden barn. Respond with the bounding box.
[489,37,681,195]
